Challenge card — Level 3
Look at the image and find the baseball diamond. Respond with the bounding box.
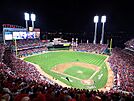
[24,51,114,90]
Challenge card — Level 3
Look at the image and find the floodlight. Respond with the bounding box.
[93,15,99,44]
[101,16,106,23]
[24,13,29,20]
[100,15,106,44]
[31,14,36,21]
[94,16,99,23]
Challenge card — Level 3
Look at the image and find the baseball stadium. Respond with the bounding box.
[0,21,134,100]
[0,30,134,100]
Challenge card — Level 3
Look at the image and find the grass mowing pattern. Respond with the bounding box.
[64,66,95,79]
[24,51,108,90]
[92,63,108,89]
[47,70,84,89]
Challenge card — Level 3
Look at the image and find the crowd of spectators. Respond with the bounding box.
[108,47,134,92]
[73,43,108,54]
[6,39,48,57]
[17,47,48,58]
[6,39,45,50]
[0,44,5,62]
[0,44,6,69]
[0,39,134,101]
[3,49,53,85]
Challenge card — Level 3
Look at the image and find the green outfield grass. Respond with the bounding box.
[64,66,95,79]
[24,51,108,90]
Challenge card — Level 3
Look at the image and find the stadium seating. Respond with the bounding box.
[5,39,48,57]
[0,44,5,63]
[0,39,134,101]
[124,38,134,50]
[73,43,108,54]
[108,47,134,92]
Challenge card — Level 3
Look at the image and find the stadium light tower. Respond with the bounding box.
[31,13,36,31]
[100,15,106,44]
[24,12,29,30]
[93,15,99,44]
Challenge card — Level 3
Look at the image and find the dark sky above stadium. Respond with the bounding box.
[0,0,134,33]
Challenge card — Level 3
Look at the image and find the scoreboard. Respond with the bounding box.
[3,28,40,40]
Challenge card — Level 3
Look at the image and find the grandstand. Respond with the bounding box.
[0,37,134,100]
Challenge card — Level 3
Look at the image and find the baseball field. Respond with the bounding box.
[24,51,109,90]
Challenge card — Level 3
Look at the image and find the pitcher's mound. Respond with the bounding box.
[77,70,83,74]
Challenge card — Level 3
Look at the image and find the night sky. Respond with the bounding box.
[0,0,134,33]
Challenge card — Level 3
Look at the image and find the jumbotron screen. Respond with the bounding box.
[26,32,35,39]
[5,32,13,40]
[13,32,27,39]
[5,31,40,40]
[12,32,36,39]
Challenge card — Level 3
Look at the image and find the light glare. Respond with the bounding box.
[31,14,36,21]
[94,16,99,23]
[101,16,106,23]
[24,13,29,20]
